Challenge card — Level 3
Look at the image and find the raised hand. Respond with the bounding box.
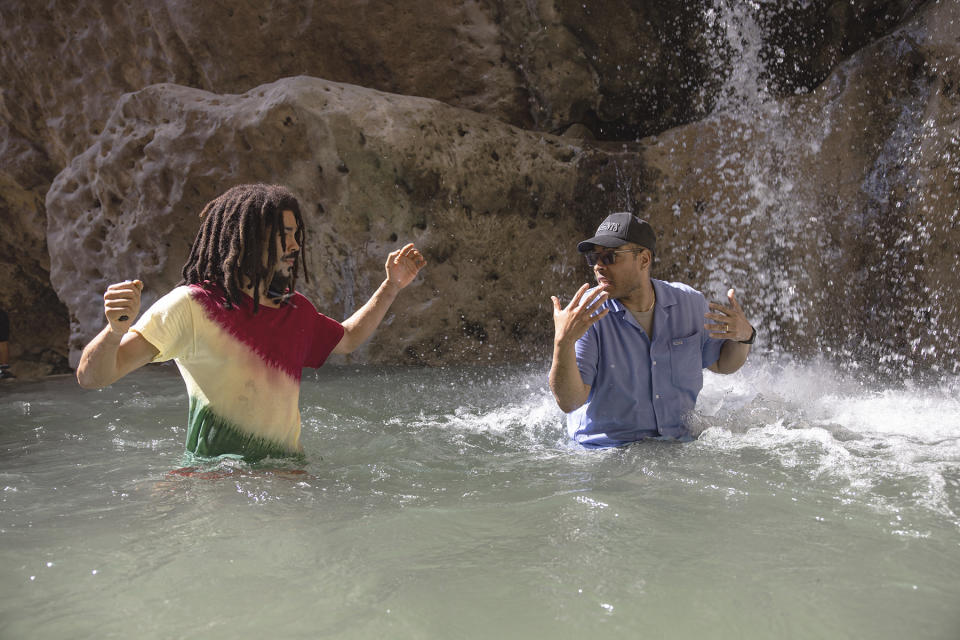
[385,243,427,290]
[705,288,753,342]
[104,279,143,332]
[551,283,609,348]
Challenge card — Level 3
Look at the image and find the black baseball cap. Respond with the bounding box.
[577,212,656,255]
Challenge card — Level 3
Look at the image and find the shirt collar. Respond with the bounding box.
[651,279,678,309]
[607,278,677,313]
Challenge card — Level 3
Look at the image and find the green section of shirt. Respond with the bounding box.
[185,396,298,462]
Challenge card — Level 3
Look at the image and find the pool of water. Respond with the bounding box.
[1,359,958,639]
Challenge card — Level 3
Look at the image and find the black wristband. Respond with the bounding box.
[738,326,756,345]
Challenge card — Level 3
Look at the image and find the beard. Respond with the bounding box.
[266,269,294,303]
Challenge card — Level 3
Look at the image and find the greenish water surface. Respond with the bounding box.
[1,361,958,639]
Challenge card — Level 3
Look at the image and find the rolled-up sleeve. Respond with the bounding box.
[575,325,600,387]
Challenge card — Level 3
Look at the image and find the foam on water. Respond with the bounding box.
[387,379,566,453]
[340,357,960,532]
[693,359,960,526]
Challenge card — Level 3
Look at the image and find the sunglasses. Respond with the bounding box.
[584,247,647,267]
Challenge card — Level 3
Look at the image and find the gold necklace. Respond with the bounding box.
[638,293,655,313]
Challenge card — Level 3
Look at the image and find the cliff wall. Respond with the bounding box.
[2,0,955,378]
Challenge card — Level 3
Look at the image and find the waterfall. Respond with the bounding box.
[684,0,952,381]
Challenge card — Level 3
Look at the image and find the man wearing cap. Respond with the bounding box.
[549,212,755,447]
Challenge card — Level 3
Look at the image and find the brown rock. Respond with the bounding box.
[46,77,638,366]
[496,0,924,139]
[0,0,951,377]
[637,0,960,378]
[2,0,531,376]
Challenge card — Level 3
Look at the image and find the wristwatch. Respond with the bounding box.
[738,326,756,345]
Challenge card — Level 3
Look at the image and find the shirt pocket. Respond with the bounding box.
[669,332,703,394]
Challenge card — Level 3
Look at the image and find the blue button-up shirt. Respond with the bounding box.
[567,279,725,447]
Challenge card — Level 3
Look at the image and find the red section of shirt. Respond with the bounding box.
[190,283,344,380]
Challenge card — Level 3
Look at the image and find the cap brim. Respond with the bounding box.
[577,236,628,253]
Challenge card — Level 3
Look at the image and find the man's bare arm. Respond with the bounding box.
[550,340,592,413]
[708,339,751,374]
[549,284,607,413]
[76,280,159,389]
[333,244,426,354]
[705,288,753,375]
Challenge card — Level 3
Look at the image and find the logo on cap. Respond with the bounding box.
[598,222,621,233]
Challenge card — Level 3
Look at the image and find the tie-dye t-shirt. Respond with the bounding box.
[132,283,344,461]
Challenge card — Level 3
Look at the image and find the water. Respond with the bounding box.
[11,10,959,629]
[689,0,954,378]
[2,361,958,639]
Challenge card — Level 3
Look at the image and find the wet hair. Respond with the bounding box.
[179,183,308,312]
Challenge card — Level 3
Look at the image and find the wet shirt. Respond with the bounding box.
[132,284,344,460]
[568,279,724,447]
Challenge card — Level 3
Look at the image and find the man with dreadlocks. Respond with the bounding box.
[77,183,427,461]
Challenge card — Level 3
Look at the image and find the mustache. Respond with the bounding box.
[280,250,299,262]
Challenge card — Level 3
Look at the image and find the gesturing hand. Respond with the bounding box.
[551,283,609,348]
[704,288,753,342]
[104,279,143,333]
[385,243,427,290]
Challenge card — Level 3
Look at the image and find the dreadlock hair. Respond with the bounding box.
[179,183,310,312]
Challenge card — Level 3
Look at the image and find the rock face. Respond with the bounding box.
[1,0,956,377]
[45,78,610,366]
[637,0,960,378]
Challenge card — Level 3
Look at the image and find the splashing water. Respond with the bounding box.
[704,0,774,114]
[683,0,956,382]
